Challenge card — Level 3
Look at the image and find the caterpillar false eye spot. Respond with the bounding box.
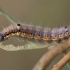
[17,23,21,26]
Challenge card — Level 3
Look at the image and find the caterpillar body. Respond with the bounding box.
[0,23,69,43]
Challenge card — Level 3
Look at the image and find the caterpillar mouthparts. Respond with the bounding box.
[0,23,69,43]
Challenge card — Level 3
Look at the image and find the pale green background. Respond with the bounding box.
[0,0,70,70]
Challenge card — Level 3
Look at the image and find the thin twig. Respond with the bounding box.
[52,51,70,70]
[0,7,17,24]
[32,39,70,70]
[62,51,70,69]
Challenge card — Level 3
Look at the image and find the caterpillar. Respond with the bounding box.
[0,23,69,43]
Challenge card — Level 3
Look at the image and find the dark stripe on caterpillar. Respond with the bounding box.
[0,23,70,43]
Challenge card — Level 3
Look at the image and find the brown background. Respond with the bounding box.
[0,0,70,70]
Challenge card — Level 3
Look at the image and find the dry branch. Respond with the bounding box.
[32,38,70,70]
[52,51,70,70]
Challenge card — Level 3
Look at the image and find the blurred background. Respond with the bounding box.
[0,0,70,70]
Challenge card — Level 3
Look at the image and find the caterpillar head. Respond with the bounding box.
[0,34,4,42]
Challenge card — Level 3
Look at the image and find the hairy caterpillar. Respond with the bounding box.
[0,23,69,43]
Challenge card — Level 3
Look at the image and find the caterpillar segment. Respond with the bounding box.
[26,25,34,39]
[20,24,27,37]
[51,28,59,41]
[42,28,51,42]
[34,26,43,40]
